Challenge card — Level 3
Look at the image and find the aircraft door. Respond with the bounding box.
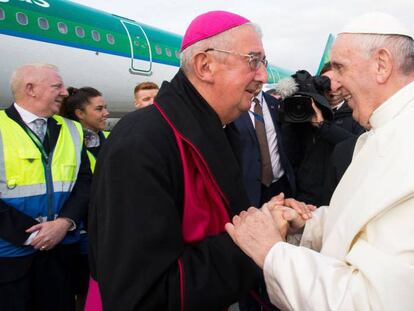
[121,20,152,75]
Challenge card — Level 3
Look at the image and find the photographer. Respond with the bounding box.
[319,62,366,203]
[280,68,364,206]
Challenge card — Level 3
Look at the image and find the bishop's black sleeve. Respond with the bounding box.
[0,199,38,245]
[89,120,259,311]
[59,145,92,225]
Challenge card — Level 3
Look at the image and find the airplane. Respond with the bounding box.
[315,33,334,75]
[0,0,293,117]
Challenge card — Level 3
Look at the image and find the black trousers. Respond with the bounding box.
[0,243,79,311]
[260,174,292,205]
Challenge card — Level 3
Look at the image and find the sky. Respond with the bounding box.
[73,0,413,74]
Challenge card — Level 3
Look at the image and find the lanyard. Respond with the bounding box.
[23,124,49,162]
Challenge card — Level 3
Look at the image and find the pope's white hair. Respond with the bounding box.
[345,33,414,75]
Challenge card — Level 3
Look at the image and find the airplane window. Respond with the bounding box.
[38,17,49,30]
[166,48,172,57]
[175,50,180,59]
[57,22,68,34]
[91,30,100,42]
[0,8,5,21]
[155,45,162,55]
[16,12,28,26]
[106,34,115,45]
[75,26,85,38]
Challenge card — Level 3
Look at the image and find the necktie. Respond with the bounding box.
[31,118,47,142]
[254,98,273,187]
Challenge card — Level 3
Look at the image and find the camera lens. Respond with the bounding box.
[283,95,314,122]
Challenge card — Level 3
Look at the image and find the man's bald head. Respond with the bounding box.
[10,63,68,117]
[10,64,58,100]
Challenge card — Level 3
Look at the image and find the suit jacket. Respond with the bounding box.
[263,82,414,310]
[230,93,295,207]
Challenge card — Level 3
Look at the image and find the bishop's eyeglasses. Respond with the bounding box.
[204,48,268,71]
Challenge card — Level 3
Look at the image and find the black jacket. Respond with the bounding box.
[283,101,365,206]
[89,70,259,311]
[323,136,358,204]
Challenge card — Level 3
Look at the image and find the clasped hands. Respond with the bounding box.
[225,193,315,268]
[25,218,73,251]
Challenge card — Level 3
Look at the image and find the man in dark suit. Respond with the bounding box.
[0,64,91,311]
[230,87,295,311]
[232,88,295,208]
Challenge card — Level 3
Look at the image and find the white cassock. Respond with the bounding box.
[263,81,414,311]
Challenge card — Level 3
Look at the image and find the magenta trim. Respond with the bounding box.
[178,258,185,311]
[153,102,229,207]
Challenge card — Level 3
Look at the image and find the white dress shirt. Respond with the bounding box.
[14,103,47,130]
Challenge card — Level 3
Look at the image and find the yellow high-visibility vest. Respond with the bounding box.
[86,131,109,173]
[0,111,83,257]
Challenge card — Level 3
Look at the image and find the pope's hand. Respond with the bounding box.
[263,194,316,236]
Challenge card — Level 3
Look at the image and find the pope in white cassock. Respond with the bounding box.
[226,12,414,311]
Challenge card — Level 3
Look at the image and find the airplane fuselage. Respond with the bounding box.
[0,0,291,116]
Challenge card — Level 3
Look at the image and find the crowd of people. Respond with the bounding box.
[1,9,414,311]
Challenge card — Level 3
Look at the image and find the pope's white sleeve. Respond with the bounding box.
[262,200,414,311]
[263,242,361,311]
[297,205,328,251]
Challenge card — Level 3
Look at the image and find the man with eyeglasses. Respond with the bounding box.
[0,64,92,311]
[204,47,269,70]
[88,10,290,311]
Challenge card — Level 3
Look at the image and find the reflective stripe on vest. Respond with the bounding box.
[0,111,83,257]
[86,130,109,173]
[0,112,83,198]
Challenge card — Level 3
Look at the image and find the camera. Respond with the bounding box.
[279,94,314,123]
[276,70,333,123]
